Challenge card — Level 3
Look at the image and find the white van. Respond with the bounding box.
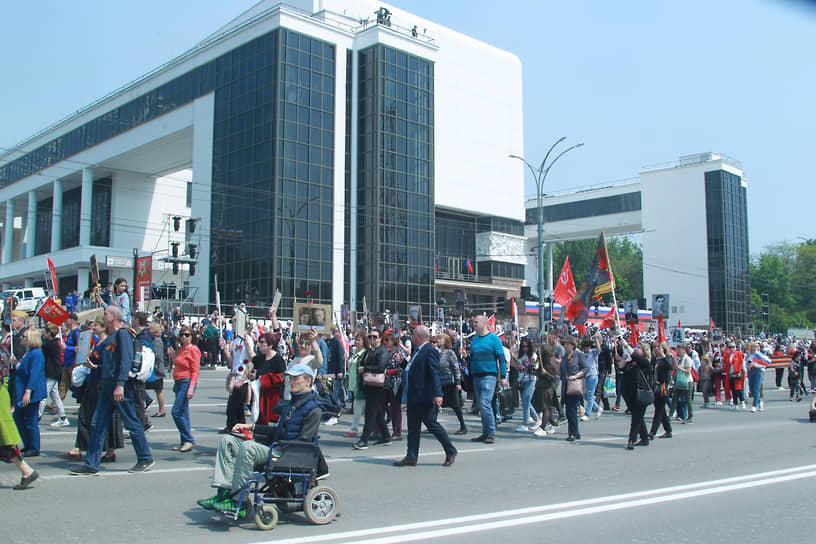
[0,287,48,315]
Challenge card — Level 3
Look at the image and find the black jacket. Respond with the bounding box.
[621,353,651,402]
[42,338,62,380]
[362,344,388,374]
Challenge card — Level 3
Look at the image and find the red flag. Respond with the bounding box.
[552,257,578,306]
[567,233,616,326]
[37,297,69,326]
[710,318,716,329]
[678,320,682,328]
[600,305,617,329]
[465,258,474,275]
[657,315,666,344]
[574,323,586,336]
[487,314,496,333]
[628,320,640,345]
[46,256,59,295]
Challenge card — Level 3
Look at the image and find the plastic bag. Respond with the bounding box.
[603,376,616,399]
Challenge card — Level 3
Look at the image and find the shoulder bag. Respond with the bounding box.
[636,369,654,405]
[566,378,584,396]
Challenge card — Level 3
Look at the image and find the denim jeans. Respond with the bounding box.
[519,375,538,425]
[748,369,763,407]
[172,378,195,445]
[330,377,347,410]
[85,380,152,470]
[473,374,498,437]
[13,403,40,454]
[583,375,599,416]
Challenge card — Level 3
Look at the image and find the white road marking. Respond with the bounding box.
[257,464,816,544]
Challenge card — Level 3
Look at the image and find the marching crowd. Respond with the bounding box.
[2,289,815,498]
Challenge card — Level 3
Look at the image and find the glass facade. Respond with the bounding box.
[210,29,336,315]
[526,191,641,224]
[436,210,524,281]
[90,178,112,246]
[35,198,53,256]
[705,170,749,334]
[357,45,435,318]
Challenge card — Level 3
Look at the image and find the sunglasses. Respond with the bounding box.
[180,333,191,337]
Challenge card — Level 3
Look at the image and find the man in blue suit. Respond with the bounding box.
[394,325,457,467]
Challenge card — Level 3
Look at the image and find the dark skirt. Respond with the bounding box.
[442,384,460,408]
[145,379,164,392]
[76,381,124,451]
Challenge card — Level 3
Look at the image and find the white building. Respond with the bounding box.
[0,0,525,318]
[525,153,750,334]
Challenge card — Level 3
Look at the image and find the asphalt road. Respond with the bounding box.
[3,368,815,544]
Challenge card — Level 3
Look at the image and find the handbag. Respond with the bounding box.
[636,369,654,405]
[566,378,584,396]
[729,371,742,379]
[362,372,386,388]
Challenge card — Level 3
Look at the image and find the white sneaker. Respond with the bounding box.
[740,402,746,410]
[595,406,604,419]
[751,406,757,413]
[51,417,70,427]
[715,401,723,406]
[325,417,338,426]
[580,415,589,422]
[759,401,764,412]
[533,428,548,437]
[544,424,555,434]
[515,425,530,433]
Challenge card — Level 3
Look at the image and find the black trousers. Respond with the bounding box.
[628,401,649,442]
[649,394,672,436]
[595,369,611,410]
[565,394,581,438]
[361,386,388,441]
[406,403,456,460]
[775,368,785,388]
[129,379,149,428]
[226,382,247,428]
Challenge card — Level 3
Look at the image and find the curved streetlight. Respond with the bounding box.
[510,139,584,332]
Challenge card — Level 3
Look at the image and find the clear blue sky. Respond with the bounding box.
[1,0,813,253]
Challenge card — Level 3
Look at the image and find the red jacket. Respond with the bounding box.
[728,350,746,390]
[257,372,284,424]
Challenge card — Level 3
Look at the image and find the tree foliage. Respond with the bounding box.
[750,239,816,333]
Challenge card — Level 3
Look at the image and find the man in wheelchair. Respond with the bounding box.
[197,362,328,517]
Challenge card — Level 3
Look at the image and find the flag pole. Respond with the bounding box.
[603,232,622,334]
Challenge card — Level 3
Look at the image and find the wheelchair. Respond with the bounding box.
[226,439,338,531]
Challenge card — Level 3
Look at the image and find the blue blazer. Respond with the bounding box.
[406,343,443,404]
[15,348,47,404]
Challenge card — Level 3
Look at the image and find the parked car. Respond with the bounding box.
[0,287,48,315]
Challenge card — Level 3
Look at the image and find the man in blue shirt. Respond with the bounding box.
[468,315,507,444]
[59,313,80,401]
[71,304,154,475]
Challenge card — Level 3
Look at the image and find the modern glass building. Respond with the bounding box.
[704,169,750,334]
[0,0,525,320]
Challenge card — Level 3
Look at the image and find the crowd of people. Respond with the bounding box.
[2,287,815,499]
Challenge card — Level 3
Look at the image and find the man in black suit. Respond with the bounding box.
[394,325,457,467]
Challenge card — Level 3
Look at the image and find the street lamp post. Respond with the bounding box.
[510,138,583,332]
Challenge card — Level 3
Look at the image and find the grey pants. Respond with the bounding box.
[212,434,270,493]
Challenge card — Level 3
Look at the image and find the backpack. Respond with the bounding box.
[121,328,156,382]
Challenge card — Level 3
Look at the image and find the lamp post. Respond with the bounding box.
[510,138,583,332]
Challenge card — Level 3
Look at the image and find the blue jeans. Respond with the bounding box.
[519,376,538,425]
[473,374,498,437]
[583,375,599,416]
[330,376,347,410]
[748,369,763,407]
[172,378,195,445]
[13,402,40,454]
[86,380,152,470]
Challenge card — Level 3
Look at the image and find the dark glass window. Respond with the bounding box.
[35,198,53,256]
[91,177,112,246]
[705,170,749,335]
[526,192,641,224]
[61,187,81,249]
[357,45,435,319]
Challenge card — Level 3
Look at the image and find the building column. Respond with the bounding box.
[77,267,89,295]
[51,179,62,252]
[26,191,37,258]
[2,200,14,264]
[79,168,93,246]
[24,278,33,288]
